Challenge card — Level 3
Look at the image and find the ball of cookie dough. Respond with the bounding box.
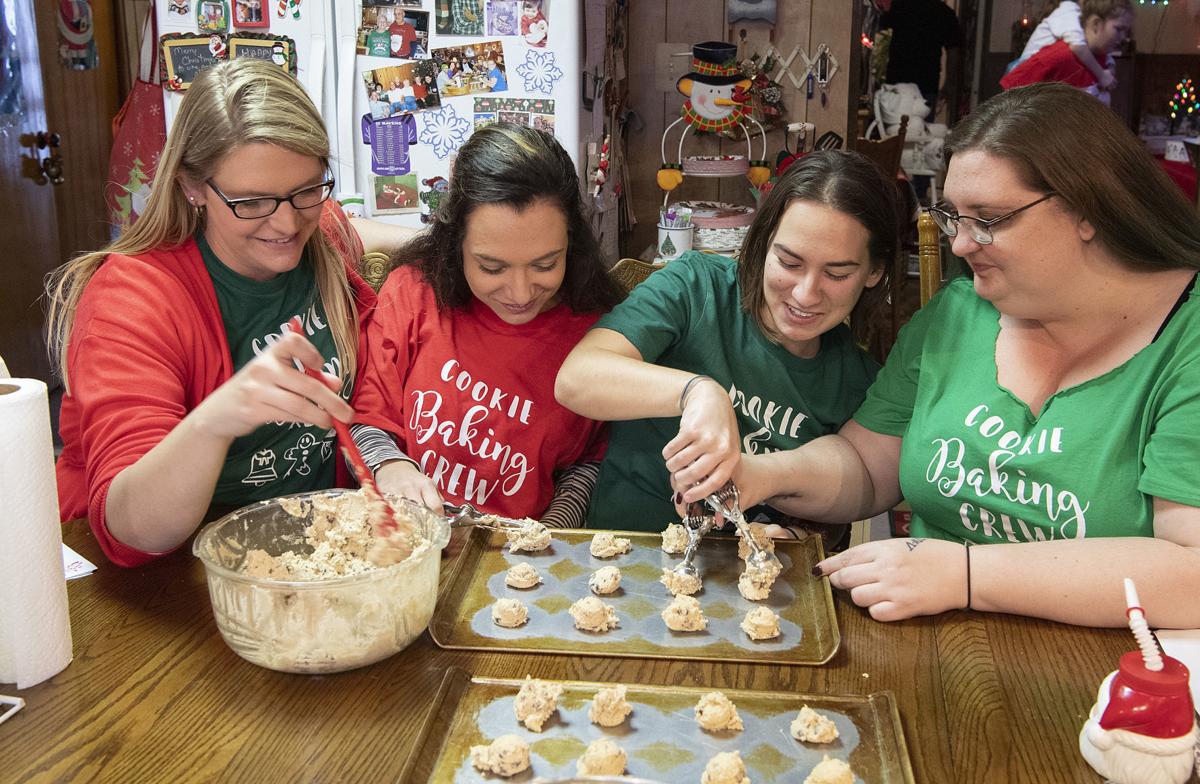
[513,676,564,732]
[589,684,633,727]
[576,737,627,776]
[506,520,552,552]
[569,595,620,632]
[505,562,542,589]
[662,594,707,632]
[589,565,622,595]
[492,597,528,628]
[701,750,750,784]
[659,567,702,596]
[469,734,531,778]
[737,559,782,601]
[661,523,689,554]
[791,705,840,743]
[803,755,854,784]
[737,522,777,561]
[694,691,743,732]
[589,532,632,558]
[741,606,781,640]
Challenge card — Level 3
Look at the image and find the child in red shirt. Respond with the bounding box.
[1001,0,1132,101]
[351,124,624,526]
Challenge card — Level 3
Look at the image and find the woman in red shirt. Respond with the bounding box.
[350,123,624,527]
[47,60,374,566]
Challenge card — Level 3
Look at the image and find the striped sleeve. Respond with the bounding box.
[349,424,419,475]
[540,462,601,529]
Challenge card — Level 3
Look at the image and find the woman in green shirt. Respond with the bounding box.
[555,151,896,536]
[729,83,1200,628]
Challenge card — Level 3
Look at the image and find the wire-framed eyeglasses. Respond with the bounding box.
[927,193,1056,245]
[205,178,336,220]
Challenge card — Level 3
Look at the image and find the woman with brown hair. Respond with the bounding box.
[349,123,624,528]
[726,83,1200,628]
[48,59,374,566]
[555,150,897,534]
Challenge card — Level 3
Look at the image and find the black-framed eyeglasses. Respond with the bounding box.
[205,177,336,220]
[927,193,1056,245]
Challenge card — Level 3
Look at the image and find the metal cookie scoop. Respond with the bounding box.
[671,500,715,580]
[442,502,529,530]
[708,481,784,575]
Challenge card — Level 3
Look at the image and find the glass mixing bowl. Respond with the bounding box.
[193,489,449,674]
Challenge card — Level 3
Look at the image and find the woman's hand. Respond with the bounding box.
[189,330,352,440]
[375,459,444,510]
[815,538,968,621]
[665,379,740,504]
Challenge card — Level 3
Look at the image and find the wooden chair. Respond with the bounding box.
[359,251,391,292]
[608,257,659,294]
[917,210,942,306]
[850,115,909,179]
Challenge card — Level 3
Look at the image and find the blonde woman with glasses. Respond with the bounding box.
[706,83,1200,628]
[48,59,376,567]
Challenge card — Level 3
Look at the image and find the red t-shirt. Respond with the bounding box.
[1001,40,1104,91]
[389,21,417,57]
[352,265,607,518]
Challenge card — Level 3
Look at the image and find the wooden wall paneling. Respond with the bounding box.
[667,1,726,211]
[34,0,122,266]
[623,0,669,257]
[807,0,858,143]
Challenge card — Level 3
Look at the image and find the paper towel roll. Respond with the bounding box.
[0,378,72,688]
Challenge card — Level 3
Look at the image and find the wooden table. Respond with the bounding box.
[0,521,1168,783]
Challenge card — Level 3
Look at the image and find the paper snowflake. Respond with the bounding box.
[516,49,564,95]
[419,105,471,160]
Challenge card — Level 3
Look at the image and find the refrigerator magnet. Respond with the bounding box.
[160,33,227,91]
[373,174,420,215]
[227,33,297,75]
[197,0,230,33]
[233,0,269,29]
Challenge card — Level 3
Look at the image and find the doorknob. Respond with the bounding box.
[36,131,65,186]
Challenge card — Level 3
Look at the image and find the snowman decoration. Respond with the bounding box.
[1079,579,1197,784]
[271,42,287,68]
[657,41,770,196]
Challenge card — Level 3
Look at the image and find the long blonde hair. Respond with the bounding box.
[46,58,359,390]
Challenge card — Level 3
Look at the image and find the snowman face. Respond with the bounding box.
[689,82,739,121]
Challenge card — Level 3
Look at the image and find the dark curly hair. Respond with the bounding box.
[391,123,624,313]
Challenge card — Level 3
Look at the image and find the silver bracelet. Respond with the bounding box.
[678,374,715,413]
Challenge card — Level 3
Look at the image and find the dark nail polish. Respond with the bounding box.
[810,566,824,577]
[674,492,682,504]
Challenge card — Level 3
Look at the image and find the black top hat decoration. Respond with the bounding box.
[677,41,744,89]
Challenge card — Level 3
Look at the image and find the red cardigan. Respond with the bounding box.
[56,204,375,567]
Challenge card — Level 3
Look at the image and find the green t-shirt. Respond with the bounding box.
[198,233,348,507]
[365,29,391,58]
[854,276,1200,544]
[588,252,880,531]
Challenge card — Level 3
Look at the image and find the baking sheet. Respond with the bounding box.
[429,529,839,665]
[402,671,914,783]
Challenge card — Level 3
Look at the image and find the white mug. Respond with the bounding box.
[657,224,694,262]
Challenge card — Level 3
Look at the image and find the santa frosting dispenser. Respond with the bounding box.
[657,41,771,200]
[1079,578,1197,784]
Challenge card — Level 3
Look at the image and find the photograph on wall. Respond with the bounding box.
[435,0,485,36]
[473,97,554,131]
[431,40,507,98]
[357,6,430,59]
[519,0,548,47]
[363,60,441,120]
[373,173,420,214]
[486,0,517,36]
